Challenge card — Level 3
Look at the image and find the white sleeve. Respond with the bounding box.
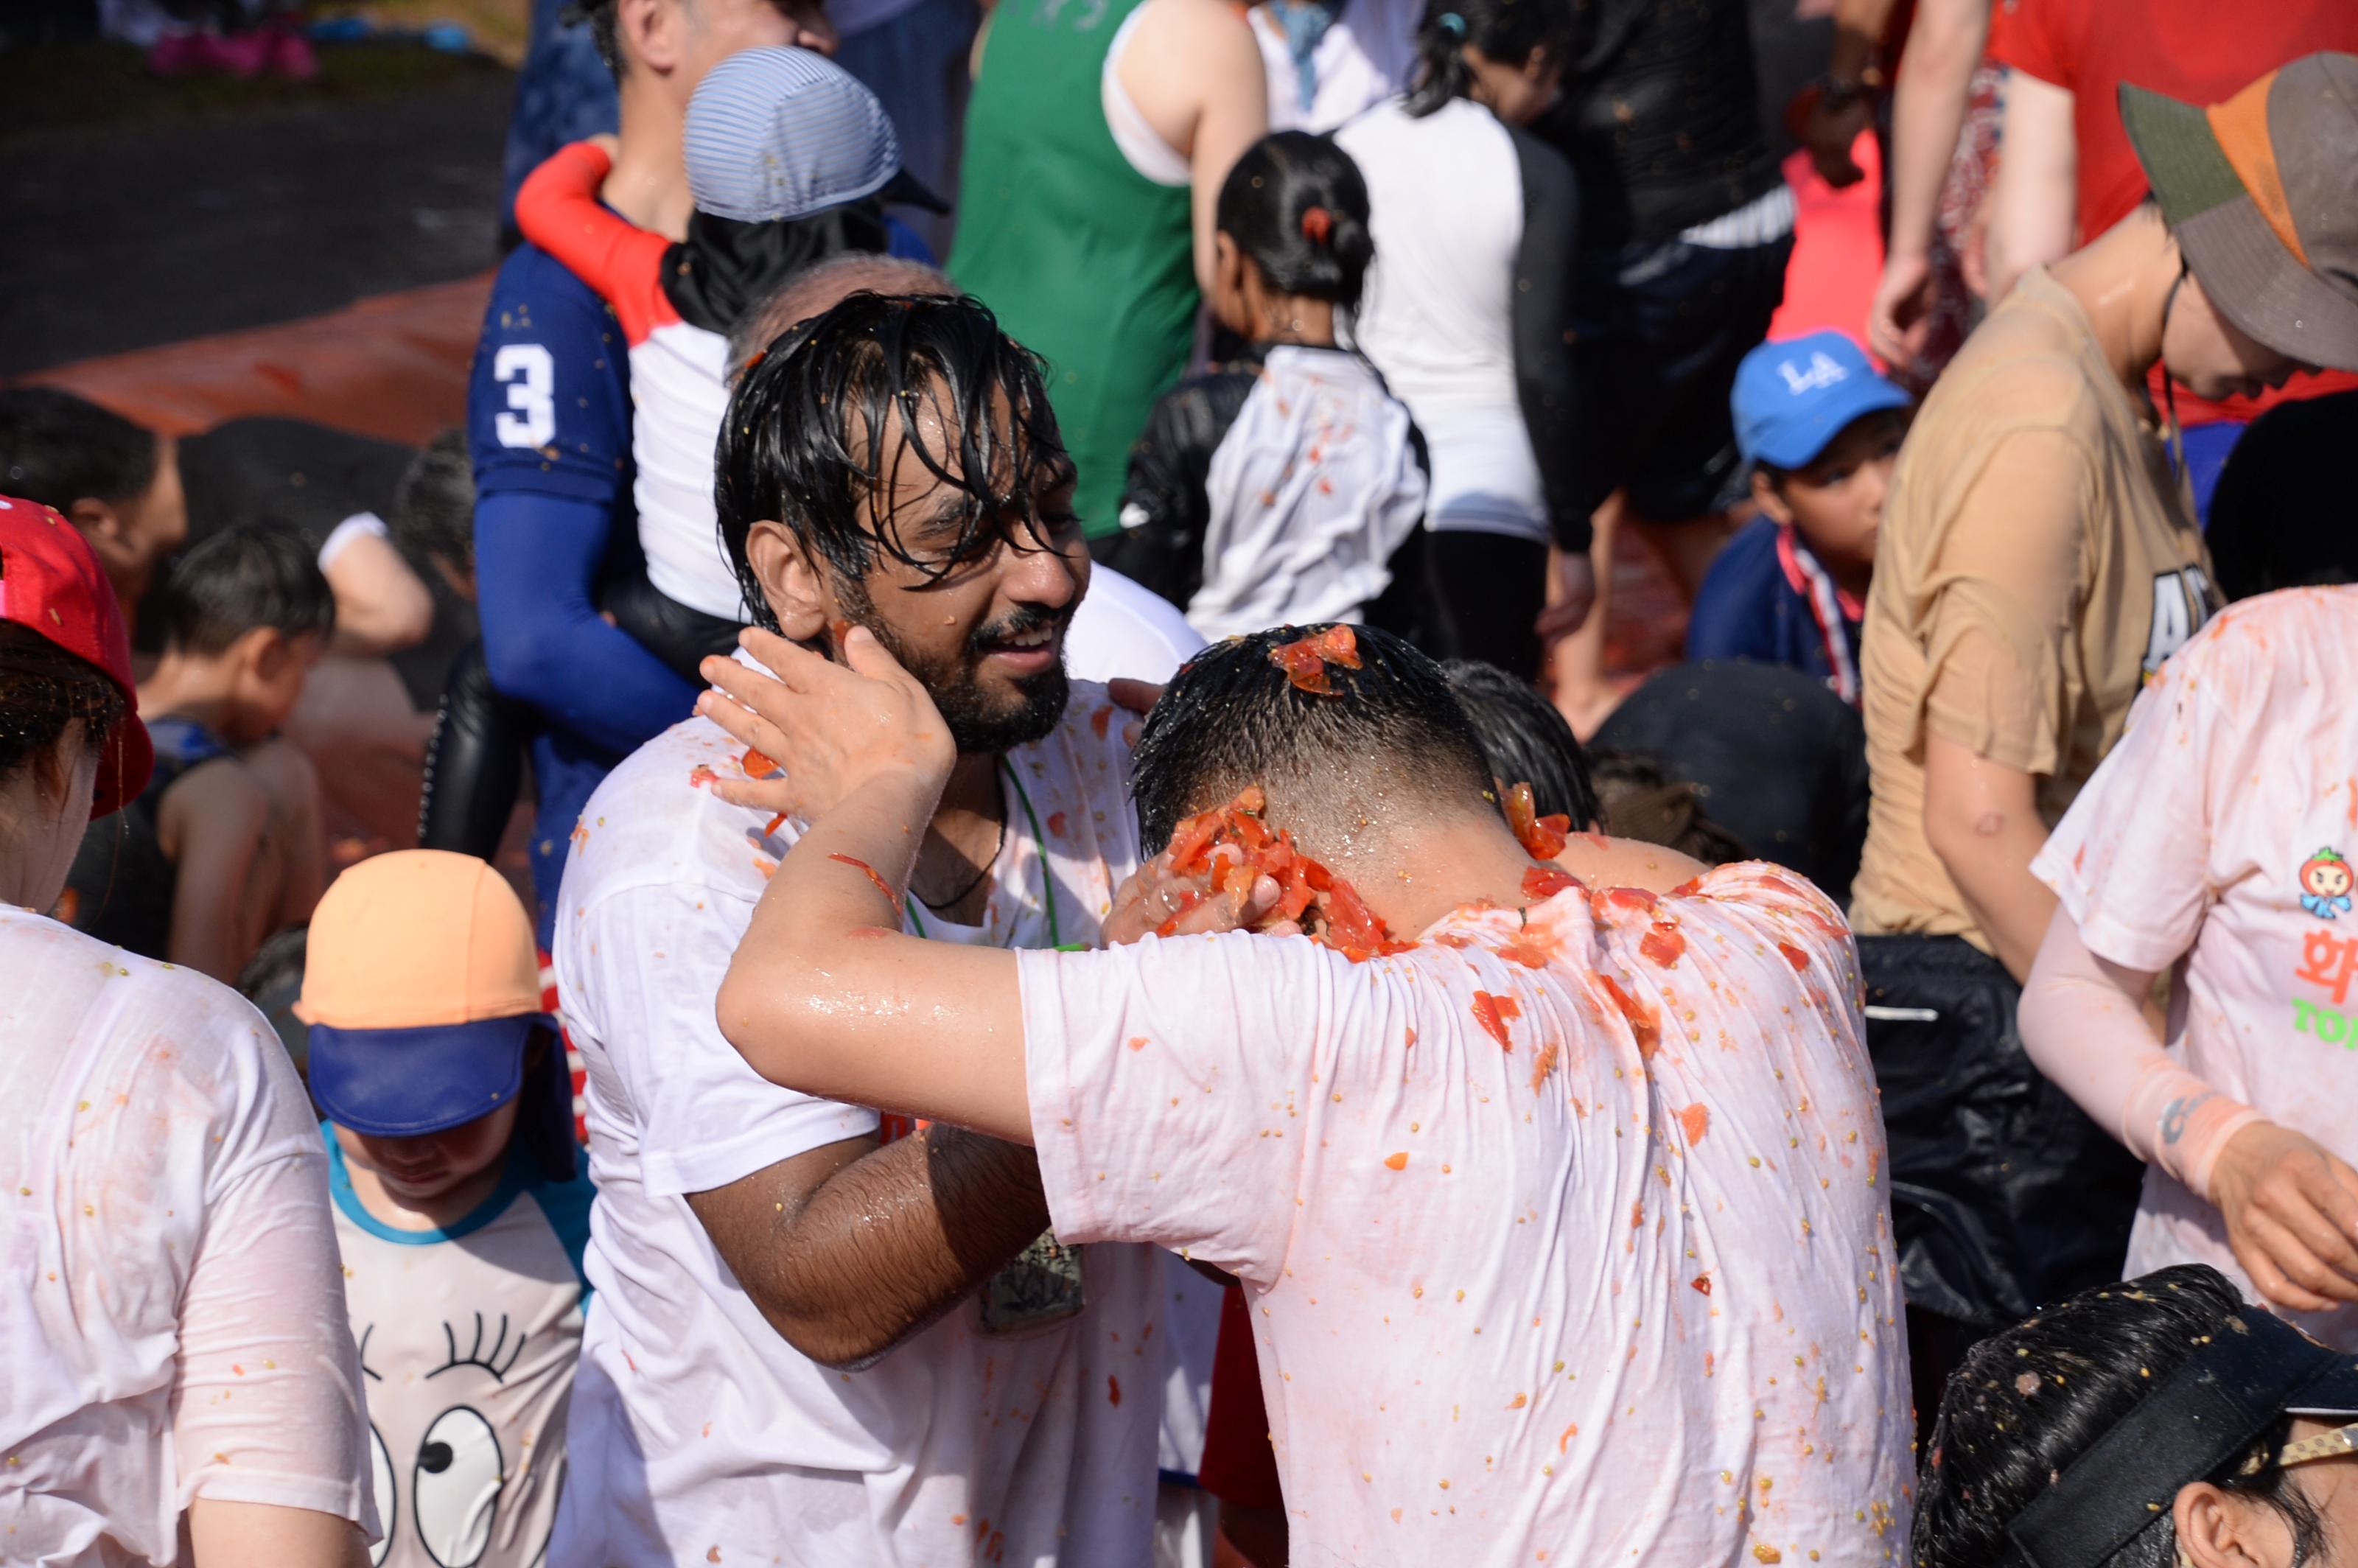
[2032,636,2229,973]
[172,1006,377,1533]
[1018,932,1341,1289]
[575,881,878,1198]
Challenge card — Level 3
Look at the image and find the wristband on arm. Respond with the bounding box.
[2120,1057,2267,1203]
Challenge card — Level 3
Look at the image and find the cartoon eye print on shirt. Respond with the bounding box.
[358,1315,525,1568]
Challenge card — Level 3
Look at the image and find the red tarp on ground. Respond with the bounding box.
[13,271,493,446]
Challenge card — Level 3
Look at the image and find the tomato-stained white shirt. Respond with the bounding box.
[550,677,1168,1568]
[1020,864,1915,1567]
[0,909,376,1564]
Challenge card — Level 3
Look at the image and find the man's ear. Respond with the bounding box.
[746,521,832,643]
[236,626,292,683]
[1749,468,1794,528]
[615,0,675,75]
[2174,1479,2288,1568]
[66,496,137,575]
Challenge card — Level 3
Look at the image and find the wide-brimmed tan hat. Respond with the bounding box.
[2121,52,2358,372]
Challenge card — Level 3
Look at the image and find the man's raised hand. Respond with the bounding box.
[698,626,956,825]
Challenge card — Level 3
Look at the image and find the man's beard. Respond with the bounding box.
[834,575,1071,756]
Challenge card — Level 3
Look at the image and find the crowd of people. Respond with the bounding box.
[9,0,2358,1561]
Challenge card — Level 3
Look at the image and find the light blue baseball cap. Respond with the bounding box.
[1730,330,1911,470]
[684,46,943,223]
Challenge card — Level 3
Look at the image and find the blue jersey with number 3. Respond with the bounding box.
[469,242,634,510]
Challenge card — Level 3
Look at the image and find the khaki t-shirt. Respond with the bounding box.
[1850,267,2217,945]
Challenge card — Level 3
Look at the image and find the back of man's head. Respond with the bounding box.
[714,290,1073,629]
[154,525,336,657]
[1132,624,1500,858]
[728,255,955,378]
[0,387,158,514]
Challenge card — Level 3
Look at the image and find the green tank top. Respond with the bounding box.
[948,0,1197,538]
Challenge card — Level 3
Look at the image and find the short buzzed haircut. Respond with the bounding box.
[727,254,956,379]
[1131,624,1500,855]
[0,387,160,513]
[153,525,337,656]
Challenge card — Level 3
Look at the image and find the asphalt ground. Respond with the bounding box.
[1,40,512,376]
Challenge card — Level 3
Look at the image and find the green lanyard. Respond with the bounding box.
[904,761,1072,949]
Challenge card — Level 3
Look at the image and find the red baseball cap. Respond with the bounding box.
[0,494,153,816]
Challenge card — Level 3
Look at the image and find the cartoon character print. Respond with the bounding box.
[2301,847,2353,920]
[360,1315,537,1568]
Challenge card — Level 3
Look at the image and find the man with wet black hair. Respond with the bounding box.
[701,617,1918,1566]
[546,292,1169,1568]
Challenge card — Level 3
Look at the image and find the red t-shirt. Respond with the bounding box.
[1990,0,2358,425]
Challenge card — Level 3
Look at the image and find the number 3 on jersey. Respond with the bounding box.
[493,343,556,449]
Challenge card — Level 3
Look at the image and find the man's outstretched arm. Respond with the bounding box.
[704,626,1036,1141]
[703,628,1259,1141]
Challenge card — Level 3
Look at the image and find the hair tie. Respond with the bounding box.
[1300,206,1334,245]
[1436,11,1466,37]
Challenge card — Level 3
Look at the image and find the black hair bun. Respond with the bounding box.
[1213,130,1378,308]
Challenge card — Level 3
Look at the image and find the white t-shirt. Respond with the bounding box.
[1335,97,1547,543]
[2035,587,2358,1350]
[1020,865,1916,1566]
[1186,346,1427,640]
[548,680,1168,1568]
[0,908,377,1564]
[327,1130,594,1568]
[1066,563,1207,686]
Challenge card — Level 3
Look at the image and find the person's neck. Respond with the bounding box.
[343,1149,511,1233]
[1820,549,1872,606]
[136,654,237,733]
[601,76,691,240]
[911,750,1008,925]
[0,770,71,911]
[1254,298,1337,349]
[1328,815,1539,937]
[2049,209,2176,402]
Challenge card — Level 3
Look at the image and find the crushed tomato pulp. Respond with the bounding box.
[1269,625,1364,697]
[1163,786,1416,960]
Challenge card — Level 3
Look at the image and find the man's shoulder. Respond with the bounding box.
[483,240,616,333]
[564,715,775,910]
[1923,283,2108,443]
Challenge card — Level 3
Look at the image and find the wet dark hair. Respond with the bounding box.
[1914,1264,2329,1568]
[1441,659,1598,828]
[0,387,160,514]
[714,290,1077,632]
[0,623,127,791]
[1132,623,1498,853]
[390,428,473,578]
[152,525,336,657]
[1586,750,1748,865]
[1215,131,1376,308]
[1404,0,1574,118]
[578,0,623,77]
